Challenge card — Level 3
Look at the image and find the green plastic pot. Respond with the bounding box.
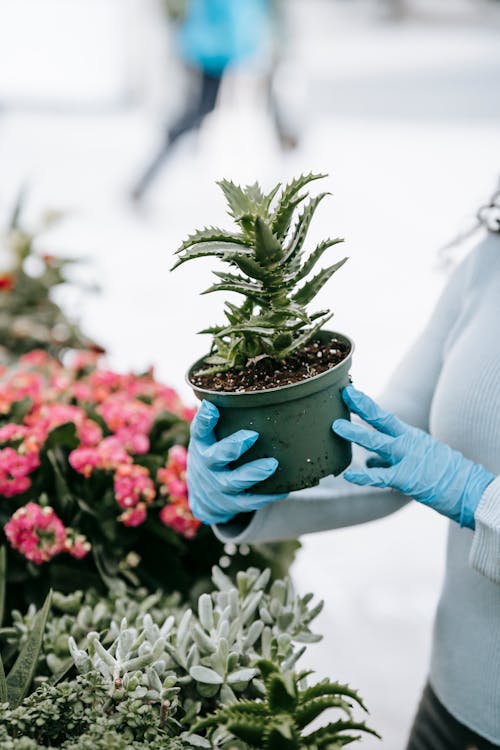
[187,331,354,494]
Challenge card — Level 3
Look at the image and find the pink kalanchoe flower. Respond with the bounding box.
[5,503,66,564]
[68,446,100,478]
[64,530,91,559]
[0,446,40,497]
[69,436,131,477]
[0,474,31,498]
[118,502,148,527]
[114,463,155,509]
[181,406,198,423]
[159,503,200,539]
[97,437,131,471]
[5,372,44,404]
[19,350,54,369]
[168,444,188,471]
[69,350,102,372]
[0,424,29,443]
[157,445,188,501]
[98,394,153,435]
[78,418,102,447]
[114,427,149,455]
[71,382,93,402]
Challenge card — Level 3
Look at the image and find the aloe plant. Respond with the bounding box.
[173,173,347,374]
[192,660,379,749]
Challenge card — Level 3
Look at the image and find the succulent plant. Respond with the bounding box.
[0,567,378,748]
[193,660,379,749]
[68,566,322,715]
[173,173,347,373]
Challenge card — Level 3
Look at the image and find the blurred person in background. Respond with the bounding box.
[186,191,500,750]
[131,0,296,202]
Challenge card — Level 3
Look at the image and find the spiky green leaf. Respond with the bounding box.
[176,226,249,253]
[283,193,330,266]
[293,259,347,306]
[288,238,344,285]
[227,719,268,746]
[267,673,298,713]
[6,590,52,706]
[0,653,7,703]
[300,682,368,712]
[0,547,6,627]
[201,281,263,298]
[172,242,252,270]
[295,696,353,729]
[275,313,333,360]
[254,217,283,265]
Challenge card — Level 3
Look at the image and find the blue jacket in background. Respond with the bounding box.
[177,0,270,75]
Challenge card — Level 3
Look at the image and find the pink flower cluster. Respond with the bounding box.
[4,502,90,564]
[158,445,200,539]
[0,350,200,563]
[114,464,155,528]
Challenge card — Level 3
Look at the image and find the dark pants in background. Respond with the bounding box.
[406,683,500,750]
[131,70,222,201]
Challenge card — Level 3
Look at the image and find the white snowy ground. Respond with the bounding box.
[1,0,500,746]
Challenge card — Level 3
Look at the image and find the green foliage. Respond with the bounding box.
[0,591,51,706]
[173,174,347,373]
[193,661,380,749]
[66,566,322,713]
[0,195,98,365]
[0,567,378,748]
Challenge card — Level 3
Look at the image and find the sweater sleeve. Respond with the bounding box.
[214,252,474,545]
[470,477,500,583]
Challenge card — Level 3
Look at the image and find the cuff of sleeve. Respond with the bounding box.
[470,475,500,583]
[212,508,268,544]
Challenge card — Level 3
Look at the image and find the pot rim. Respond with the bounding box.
[186,330,354,398]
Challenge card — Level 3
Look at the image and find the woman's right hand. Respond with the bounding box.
[187,400,286,525]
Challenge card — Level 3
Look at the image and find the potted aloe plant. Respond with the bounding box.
[173,173,353,493]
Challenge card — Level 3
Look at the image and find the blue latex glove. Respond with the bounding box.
[187,400,286,525]
[332,385,495,529]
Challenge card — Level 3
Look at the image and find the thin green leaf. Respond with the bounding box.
[288,238,344,285]
[277,173,326,212]
[228,254,268,281]
[8,185,27,230]
[0,547,6,627]
[6,590,52,706]
[176,226,249,253]
[0,653,7,703]
[300,681,368,712]
[201,281,263,298]
[295,696,353,729]
[172,242,252,270]
[283,193,330,266]
[276,313,333,359]
[293,258,348,306]
[272,195,305,241]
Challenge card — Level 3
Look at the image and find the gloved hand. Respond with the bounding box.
[332,385,495,529]
[187,400,286,525]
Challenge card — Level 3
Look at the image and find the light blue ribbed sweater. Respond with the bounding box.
[214,232,500,743]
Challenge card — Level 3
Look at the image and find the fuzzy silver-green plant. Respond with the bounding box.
[193,660,380,749]
[68,567,322,715]
[173,173,347,373]
[2,582,180,683]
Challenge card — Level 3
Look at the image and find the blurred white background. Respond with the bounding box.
[1,0,500,745]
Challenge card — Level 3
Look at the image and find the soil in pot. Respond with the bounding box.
[188,331,353,495]
[191,336,350,393]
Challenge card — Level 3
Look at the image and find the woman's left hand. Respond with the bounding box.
[332,385,495,529]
